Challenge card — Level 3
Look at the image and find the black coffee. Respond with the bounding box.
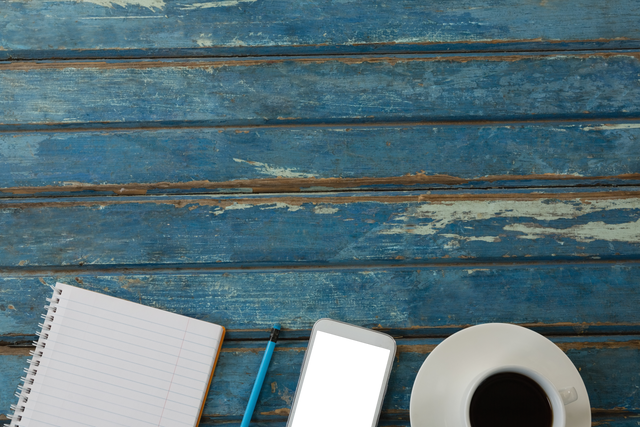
[469,372,553,427]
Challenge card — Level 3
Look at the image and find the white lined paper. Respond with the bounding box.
[13,283,224,427]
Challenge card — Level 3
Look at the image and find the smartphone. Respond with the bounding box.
[286,318,396,427]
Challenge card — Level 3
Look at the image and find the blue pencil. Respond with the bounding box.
[240,323,281,427]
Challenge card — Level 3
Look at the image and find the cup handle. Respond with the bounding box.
[559,387,578,405]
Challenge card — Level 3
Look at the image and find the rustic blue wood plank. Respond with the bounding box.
[2,263,639,336]
[1,122,639,195]
[2,336,638,423]
[2,53,640,129]
[0,191,638,267]
[211,336,640,418]
[1,0,639,59]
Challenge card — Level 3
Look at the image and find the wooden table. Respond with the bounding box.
[1,0,639,425]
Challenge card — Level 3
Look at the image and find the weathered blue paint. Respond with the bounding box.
[1,122,639,195]
[2,264,640,336]
[214,337,640,418]
[1,0,640,59]
[2,0,639,424]
[0,191,638,267]
[6,42,640,62]
[1,53,640,129]
[2,336,638,423]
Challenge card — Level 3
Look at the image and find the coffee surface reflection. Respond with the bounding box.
[469,372,553,427]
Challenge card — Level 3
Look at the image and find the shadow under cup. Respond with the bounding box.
[468,372,554,427]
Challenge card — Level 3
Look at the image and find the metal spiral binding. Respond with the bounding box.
[9,286,62,427]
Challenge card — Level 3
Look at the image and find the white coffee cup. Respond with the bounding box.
[461,365,579,427]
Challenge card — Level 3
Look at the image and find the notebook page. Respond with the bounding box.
[18,283,223,427]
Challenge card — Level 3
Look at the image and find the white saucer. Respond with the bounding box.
[409,323,591,427]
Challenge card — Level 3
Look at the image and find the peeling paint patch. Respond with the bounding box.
[466,269,491,274]
[555,340,640,351]
[212,202,253,216]
[196,34,213,47]
[314,206,339,214]
[233,158,315,179]
[392,224,440,236]
[397,344,438,353]
[8,0,165,11]
[260,202,303,212]
[582,123,640,131]
[181,0,256,9]
[0,347,30,356]
[211,201,304,215]
[268,381,294,407]
[504,219,640,243]
[260,408,291,416]
[441,234,501,243]
[379,199,640,238]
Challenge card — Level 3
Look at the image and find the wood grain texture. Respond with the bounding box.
[1,336,638,422]
[1,122,639,195]
[1,53,640,129]
[1,0,640,59]
[152,335,640,416]
[2,0,639,424]
[1,264,639,336]
[221,336,640,418]
[0,191,639,267]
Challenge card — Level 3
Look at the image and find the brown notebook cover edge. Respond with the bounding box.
[196,326,226,426]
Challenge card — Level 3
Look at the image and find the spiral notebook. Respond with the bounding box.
[9,282,225,427]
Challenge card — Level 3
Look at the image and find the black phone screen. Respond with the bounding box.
[295,334,387,427]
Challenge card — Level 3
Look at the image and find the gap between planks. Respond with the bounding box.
[3,38,640,62]
[195,412,640,425]
[3,257,640,276]
[2,176,639,197]
[3,336,640,356]
[2,49,639,71]
[2,189,640,209]
[1,116,639,134]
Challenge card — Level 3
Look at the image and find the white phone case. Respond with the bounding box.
[286,319,396,427]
